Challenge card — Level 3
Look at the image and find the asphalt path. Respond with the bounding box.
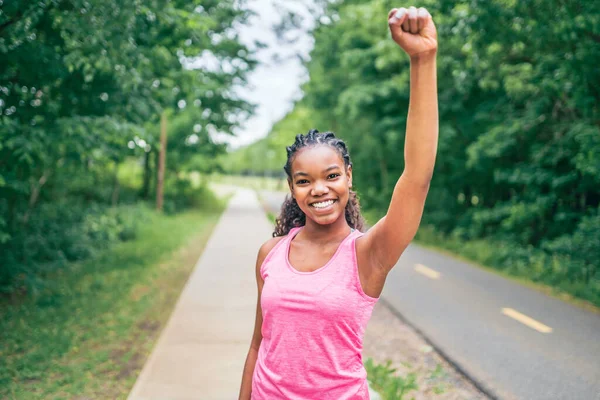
[258,189,600,400]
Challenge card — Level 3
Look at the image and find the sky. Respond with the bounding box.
[224,0,317,149]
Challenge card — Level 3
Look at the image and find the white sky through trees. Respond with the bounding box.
[226,0,316,150]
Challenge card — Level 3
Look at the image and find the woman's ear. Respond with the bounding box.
[347,165,353,188]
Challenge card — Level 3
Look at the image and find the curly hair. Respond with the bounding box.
[273,129,365,237]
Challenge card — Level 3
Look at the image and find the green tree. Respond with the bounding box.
[228,0,600,300]
[0,0,256,292]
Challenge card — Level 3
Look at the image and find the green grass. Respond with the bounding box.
[364,358,418,400]
[0,205,225,399]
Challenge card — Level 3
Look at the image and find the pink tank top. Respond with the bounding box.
[251,226,379,399]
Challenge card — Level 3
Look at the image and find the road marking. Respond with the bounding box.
[501,308,553,333]
[414,264,440,279]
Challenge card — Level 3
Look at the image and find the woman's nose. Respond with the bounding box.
[312,181,329,196]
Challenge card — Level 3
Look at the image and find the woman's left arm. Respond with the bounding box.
[361,7,438,272]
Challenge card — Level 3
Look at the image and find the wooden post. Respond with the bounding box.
[142,150,151,199]
[156,110,167,211]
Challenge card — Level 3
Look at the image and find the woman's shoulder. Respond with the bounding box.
[258,226,302,259]
[256,235,287,278]
[259,235,285,257]
[257,233,291,264]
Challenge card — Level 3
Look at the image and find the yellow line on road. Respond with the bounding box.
[501,308,553,333]
[414,264,440,279]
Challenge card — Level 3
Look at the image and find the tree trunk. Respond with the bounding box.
[156,111,167,211]
[142,151,151,199]
[154,150,159,194]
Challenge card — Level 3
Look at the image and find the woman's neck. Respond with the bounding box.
[300,216,352,244]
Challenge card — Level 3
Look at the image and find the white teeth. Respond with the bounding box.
[311,200,334,208]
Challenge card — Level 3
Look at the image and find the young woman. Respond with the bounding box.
[239,6,438,399]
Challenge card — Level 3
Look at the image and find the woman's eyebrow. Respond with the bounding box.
[293,165,341,178]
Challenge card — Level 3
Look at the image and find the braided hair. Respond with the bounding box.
[273,129,365,237]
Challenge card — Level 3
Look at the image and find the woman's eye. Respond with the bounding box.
[328,173,340,179]
[296,179,308,184]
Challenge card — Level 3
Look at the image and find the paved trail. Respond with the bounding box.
[128,188,270,399]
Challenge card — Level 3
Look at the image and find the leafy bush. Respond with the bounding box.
[364,358,418,400]
[0,203,151,295]
[163,177,222,214]
[543,208,600,284]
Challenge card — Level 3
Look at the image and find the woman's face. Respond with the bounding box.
[288,145,352,226]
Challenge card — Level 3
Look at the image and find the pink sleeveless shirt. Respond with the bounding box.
[251,226,379,399]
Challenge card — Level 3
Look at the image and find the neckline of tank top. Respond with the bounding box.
[285,226,358,275]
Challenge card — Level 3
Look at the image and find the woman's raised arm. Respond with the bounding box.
[360,6,439,272]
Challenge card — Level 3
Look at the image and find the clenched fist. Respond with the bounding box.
[388,6,437,58]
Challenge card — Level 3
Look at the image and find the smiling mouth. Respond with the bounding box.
[310,199,337,209]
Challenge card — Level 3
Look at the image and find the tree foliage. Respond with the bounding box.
[0,0,255,292]
[226,0,600,300]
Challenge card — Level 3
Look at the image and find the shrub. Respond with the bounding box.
[364,358,418,400]
[163,177,221,214]
[0,202,151,295]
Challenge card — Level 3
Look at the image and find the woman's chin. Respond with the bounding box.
[308,210,343,225]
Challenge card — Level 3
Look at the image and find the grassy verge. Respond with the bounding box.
[364,358,418,400]
[414,226,600,312]
[0,204,225,399]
